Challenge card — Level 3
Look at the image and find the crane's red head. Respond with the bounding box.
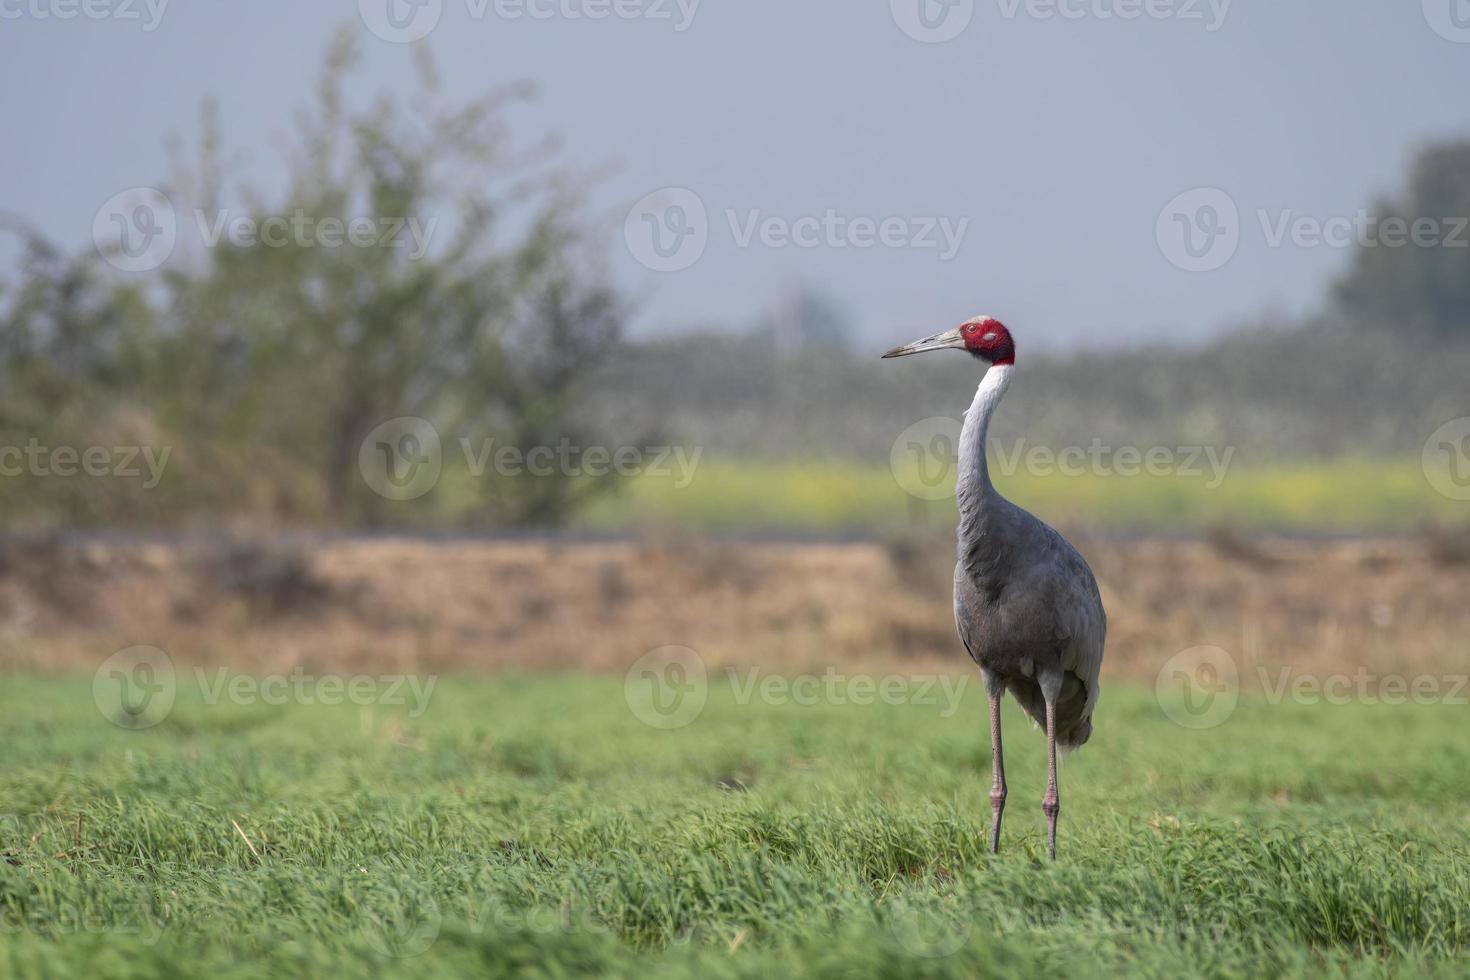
[958,316,1016,364]
[881,315,1016,365]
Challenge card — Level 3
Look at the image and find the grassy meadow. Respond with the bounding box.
[1,496,1466,979]
[3,675,1468,978]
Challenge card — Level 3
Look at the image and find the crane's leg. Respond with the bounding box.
[1042,696,1061,861]
[1034,670,1064,860]
[981,671,1007,855]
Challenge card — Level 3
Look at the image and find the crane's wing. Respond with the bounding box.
[1042,525,1107,722]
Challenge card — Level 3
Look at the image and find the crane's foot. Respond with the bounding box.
[1042,792,1059,861]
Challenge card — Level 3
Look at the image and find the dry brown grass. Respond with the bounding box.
[0,531,1466,682]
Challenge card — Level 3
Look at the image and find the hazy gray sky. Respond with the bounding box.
[2,1,1468,351]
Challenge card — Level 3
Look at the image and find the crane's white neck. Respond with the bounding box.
[956,363,1012,510]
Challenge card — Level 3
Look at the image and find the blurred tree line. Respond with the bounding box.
[594,141,1470,464]
[0,32,627,530]
[3,43,1468,530]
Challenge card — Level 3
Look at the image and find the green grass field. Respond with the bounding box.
[2,674,1468,978]
[579,458,1457,532]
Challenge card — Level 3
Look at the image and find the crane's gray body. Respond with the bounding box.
[952,364,1106,748]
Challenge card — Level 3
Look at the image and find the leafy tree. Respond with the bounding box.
[1,30,628,529]
[1332,139,1470,339]
[0,221,164,525]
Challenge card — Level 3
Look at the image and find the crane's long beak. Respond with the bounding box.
[881,327,965,359]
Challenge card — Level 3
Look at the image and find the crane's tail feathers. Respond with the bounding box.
[1058,717,1092,755]
[1010,678,1093,752]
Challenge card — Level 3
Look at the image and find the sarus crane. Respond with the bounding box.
[883,316,1106,860]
